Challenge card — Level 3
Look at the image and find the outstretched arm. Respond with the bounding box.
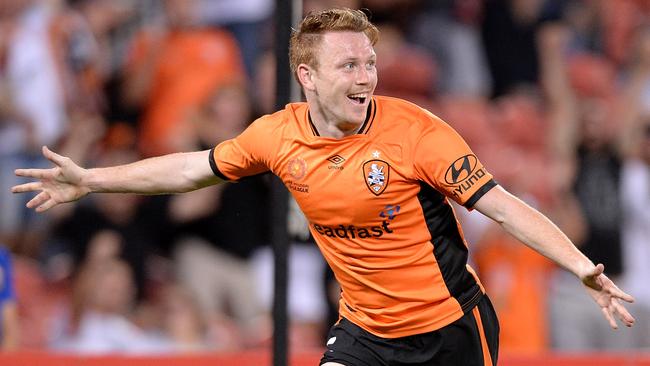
[473,185,635,329]
[11,146,222,212]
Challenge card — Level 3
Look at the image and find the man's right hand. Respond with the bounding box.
[11,146,90,212]
[580,263,636,329]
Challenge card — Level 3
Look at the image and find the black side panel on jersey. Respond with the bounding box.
[418,182,482,313]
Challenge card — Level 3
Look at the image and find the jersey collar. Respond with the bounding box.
[308,98,377,137]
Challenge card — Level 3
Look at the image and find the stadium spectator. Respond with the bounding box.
[539,21,638,350]
[372,23,438,103]
[120,0,246,157]
[156,283,211,353]
[616,27,650,349]
[194,0,274,82]
[481,0,563,98]
[167,83,270,350]
[43,137,161,302]
[0,245,18,350]
[409,0,491,97]
[49,257,166,354]
[620,122,650,350]
[253,195,329,350]
[0,0,67,255]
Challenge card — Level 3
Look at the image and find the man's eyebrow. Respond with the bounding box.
[340,55,376,62]
[338,57,359,64]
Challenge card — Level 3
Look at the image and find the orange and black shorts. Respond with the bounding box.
[320,294,499,366]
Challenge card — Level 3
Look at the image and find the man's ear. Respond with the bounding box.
[297,64,315,91]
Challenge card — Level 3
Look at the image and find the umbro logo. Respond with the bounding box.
[327,155,345,171]
[327,155,345,165]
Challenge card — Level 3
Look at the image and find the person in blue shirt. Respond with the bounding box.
[0,245,19,350]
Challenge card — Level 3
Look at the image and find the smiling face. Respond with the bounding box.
[298,31,377,136]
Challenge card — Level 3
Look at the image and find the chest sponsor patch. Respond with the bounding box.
[363,159,390,195]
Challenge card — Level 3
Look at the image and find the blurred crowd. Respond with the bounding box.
[0,0,649,356]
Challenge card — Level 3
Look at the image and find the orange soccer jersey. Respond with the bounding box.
[211,96,496,338]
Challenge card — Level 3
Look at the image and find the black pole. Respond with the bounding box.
[275,0,293,108]
[270,174,289,366]
[272,0,293,365]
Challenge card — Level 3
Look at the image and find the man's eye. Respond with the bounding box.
[344,63,355,69]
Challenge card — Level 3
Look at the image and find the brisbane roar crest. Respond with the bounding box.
[363,160,390,195]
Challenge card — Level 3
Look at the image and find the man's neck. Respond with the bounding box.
[307,102,368,138]
[311,118,362,138]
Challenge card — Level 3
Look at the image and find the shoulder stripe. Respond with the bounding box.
[464,179,497,208]
[209,147,231,181]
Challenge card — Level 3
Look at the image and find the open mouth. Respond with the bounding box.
[347,93,367,104]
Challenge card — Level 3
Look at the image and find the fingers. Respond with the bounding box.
[36,197,60,212]
[612,300,636,327]
[586,265,637,329]
[42,146,67,166]
[592,263,605,277]
[610,286,635,303]
[26,191,50,209]
[11,182,43,193]
[587,273,637,329]
[600,306,618,329]
[14,147,67,179]
[601,299,636,330]
[14,168,54,180]
[601,275,635,303]
[25,191,60,212]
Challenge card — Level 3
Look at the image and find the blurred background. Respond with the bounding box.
[0,0,649,362]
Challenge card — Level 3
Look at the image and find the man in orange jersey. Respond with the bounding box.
[11,8,635,366]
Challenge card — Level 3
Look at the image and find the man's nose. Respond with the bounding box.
[356,67,371,84]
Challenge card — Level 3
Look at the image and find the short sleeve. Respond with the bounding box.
[412,111,496,208]
[210,116,275,180]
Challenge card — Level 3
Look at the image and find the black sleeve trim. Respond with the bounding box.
[463,179,497,208]
[208,147,231,181]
